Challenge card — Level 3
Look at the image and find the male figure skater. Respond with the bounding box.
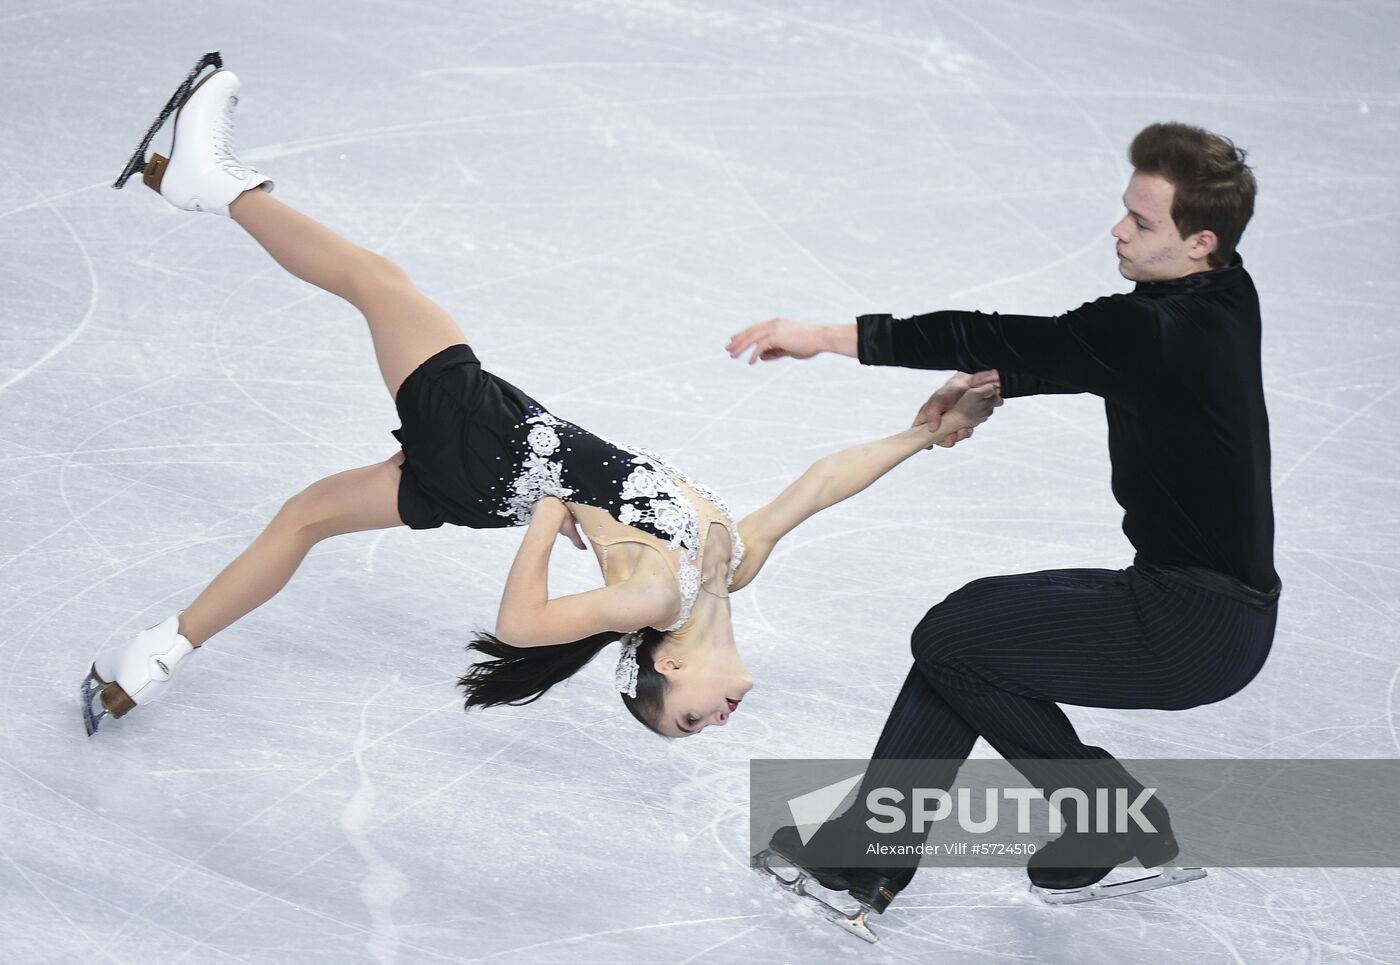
[728,122,1281,919]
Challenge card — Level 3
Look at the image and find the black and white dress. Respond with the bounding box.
[392,344,745,631]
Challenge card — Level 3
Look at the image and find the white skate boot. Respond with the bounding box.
[131,64,273,216]
[82,615,196,736]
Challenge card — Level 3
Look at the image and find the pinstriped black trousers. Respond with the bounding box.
[867,565,1278,795]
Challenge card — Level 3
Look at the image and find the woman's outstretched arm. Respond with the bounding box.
[495,498,678,646]
[729,376,1000,592]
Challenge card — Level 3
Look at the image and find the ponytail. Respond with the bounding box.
[458,630,617,709]
[459,626,677,737]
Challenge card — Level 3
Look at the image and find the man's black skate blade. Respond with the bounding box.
[1031,866,1207,905]
[113,51,223,189]
[752,849,878,943]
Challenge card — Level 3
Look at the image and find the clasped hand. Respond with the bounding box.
[916,370,1003,449]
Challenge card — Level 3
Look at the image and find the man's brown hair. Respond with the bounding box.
[1129,122,1256,268]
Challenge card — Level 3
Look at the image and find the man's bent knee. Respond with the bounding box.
[911,600,963,664]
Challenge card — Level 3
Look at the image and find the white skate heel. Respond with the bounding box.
[82,615,195,736]
[117,57,273,216]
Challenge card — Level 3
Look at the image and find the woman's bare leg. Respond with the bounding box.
[178,453,405,647]
[180,189,460,645]
[228,189,465,400]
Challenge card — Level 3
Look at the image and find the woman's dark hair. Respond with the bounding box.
[458,626,674,736]
[1129,122,1257,268]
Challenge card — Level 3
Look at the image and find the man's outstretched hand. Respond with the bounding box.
[726,317,828,364]
[917,370,1004,449]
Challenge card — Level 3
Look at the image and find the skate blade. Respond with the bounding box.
[80,665,108,736]
[1032,866,1208,905]
[80,665,136,736]
[752,850,879,944]
[750,848,805,887]
[113,51,223,189]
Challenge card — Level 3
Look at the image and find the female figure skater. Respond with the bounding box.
[83,62,1000,739]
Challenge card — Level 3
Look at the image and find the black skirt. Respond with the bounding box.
[391,343,545,530]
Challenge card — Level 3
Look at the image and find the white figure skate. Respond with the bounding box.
[114,52,272,216]
[82,615,195,736]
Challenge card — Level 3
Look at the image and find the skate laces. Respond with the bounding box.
[211,95,248,178]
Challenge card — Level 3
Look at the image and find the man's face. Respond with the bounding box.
[1111,172,1212,282]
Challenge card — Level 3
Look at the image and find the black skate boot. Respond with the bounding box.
[764,822,857,892]
[844,865,916,914]
[754,817,921,943]
[1028,793,1206,903]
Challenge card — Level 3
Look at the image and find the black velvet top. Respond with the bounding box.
[856,257,1280,599]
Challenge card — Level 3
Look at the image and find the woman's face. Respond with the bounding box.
[654,647,753,739]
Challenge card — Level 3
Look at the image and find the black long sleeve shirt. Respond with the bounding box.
[857,257,1280,599]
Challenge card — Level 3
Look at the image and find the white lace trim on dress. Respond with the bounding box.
[498,415,746,633]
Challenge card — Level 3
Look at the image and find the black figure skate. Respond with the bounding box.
[753,823,914,944]
[1027,794,1206,904]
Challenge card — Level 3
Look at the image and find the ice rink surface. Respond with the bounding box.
[2,0,1398,962]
